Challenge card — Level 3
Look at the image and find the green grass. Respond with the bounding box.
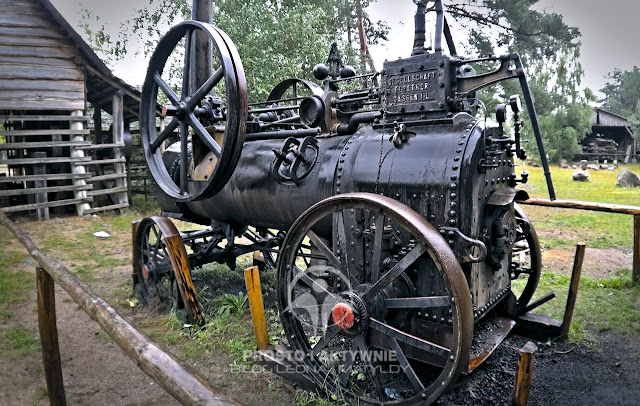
[520,164,640,249]
[515,269,640,343]
[0,327,39,360]
[0,248,34,321]
[523,163,640,203]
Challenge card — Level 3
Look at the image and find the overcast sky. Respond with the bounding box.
[51,0,639,97]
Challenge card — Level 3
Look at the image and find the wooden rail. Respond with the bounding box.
[0,212,242,406]
[518,198,640,283]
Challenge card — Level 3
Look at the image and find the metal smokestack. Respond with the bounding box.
[411,1,427,56]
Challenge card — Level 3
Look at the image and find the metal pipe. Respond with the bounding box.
[434,0,444,52]
[336,111,381,135]
[248,105,300,115]
[245,128,321,141]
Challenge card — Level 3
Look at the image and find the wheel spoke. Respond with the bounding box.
[362,243,427,303]
[150,117,180,153]
[154,73,180,105]
[307,230,342,271]
[388,336,425,392]
[340,339,358,385]
[187,113,222,158]
[190,66,224,109]
[311,324,340,357]
[334,211,349,266]
[370,213,384,282]
[370,318,449,358]
[384,296,450,309]
[354,335,385,400]
[332,211,360,286]
[153,231,162,261]
[180,122,188,194]
[182,28,192,96]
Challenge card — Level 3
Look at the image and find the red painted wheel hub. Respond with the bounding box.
[143,265,150,281]
[332,302,355,330]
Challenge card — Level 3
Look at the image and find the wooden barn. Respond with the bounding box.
[0,0,149,218]
[579,108,638,163]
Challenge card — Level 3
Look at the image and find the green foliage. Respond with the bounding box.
[448,0,580,60]
[80,0,388,101]
[217,292,248,317]
[295,391,340,406]
[447,0,593,163]
[600,66,640,139]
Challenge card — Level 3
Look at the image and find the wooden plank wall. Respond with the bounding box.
[0,113,94,216]
[0,0,85,111]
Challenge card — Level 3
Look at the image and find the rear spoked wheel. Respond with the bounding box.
[134,217,184,314]
[278,193,473,405]
[133,216,205,325]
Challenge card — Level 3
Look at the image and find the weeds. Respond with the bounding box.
[217,292,248,317]
[294,390,341,406]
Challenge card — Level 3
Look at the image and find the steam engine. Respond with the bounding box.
[135,1,555,404]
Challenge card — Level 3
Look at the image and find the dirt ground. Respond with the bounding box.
[1,215,639,406]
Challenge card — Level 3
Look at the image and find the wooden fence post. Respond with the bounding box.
[512,341,537,406]
[634,214,639,284]
[244,265,270,350]
[131,220,140,286]
[1,212,241,406]
[560,243,585,339]
[36,266,66,405]
[112,91,129,208]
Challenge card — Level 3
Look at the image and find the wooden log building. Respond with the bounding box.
[0,0,151,218]
[578,108,638,164]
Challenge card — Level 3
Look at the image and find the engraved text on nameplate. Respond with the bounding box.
[389,71,438,104]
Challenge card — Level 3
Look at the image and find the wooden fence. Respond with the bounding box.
[518,198,640,283]
[0,212,241,406]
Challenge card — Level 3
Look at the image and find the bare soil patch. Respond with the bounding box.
[542,247,633,278]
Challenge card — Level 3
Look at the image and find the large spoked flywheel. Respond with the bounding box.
[278,193,473,405]
[140,21,247,202]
